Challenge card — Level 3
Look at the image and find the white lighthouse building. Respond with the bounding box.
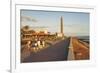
[57,16,64,37]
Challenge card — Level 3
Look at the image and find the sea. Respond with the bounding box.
[76,36,90,44]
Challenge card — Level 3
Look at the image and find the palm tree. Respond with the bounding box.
[23,25,29,30]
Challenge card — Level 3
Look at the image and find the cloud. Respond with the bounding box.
[21,15,37,22]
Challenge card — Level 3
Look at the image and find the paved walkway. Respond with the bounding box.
[22,38,70,63]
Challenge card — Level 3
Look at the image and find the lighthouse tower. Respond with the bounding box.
[57,16,64,37]
[61,16,63,34]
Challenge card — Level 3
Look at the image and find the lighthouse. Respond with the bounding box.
[57,16,64,37]
[61,16,63,34]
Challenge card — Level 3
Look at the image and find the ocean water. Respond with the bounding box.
[76,36,89,44]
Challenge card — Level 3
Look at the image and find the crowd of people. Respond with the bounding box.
[26,38,46,53]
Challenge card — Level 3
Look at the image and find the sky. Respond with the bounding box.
[21,10,89,36]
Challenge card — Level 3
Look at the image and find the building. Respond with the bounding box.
[21,26,55,45]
